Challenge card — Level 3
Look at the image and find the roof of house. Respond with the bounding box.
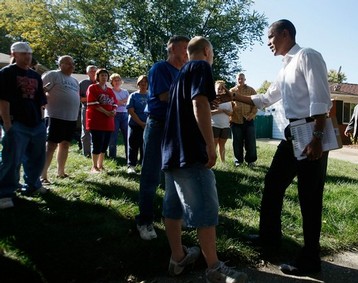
[330,83,358,103]
[0,52,10,67]
[330,83,358,95]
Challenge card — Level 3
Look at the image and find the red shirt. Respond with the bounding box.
[86,84,118,131]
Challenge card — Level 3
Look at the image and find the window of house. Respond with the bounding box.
[343,103,357,124]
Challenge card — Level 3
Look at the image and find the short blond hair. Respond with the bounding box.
[187,36,212,56]
[215,80,226,87]
[109,73,122,85]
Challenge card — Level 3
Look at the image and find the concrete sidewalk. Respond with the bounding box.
[257,138,358,164]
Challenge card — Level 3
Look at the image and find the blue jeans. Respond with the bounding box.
[231,120,257,164]
[0,121,46,198]
[163,163,219,228]
[108,112,128,158]
[127,124,144,166]
[136,117,165,225]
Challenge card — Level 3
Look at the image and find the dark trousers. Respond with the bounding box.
[231,120,257,164]
[259,138,328,255]
[127,124,144,166]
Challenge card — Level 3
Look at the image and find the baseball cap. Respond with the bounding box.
[10,42,33,53]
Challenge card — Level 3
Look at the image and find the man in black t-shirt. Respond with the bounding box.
[0,42,48,209]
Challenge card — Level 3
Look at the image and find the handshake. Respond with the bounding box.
[211,87,234,109]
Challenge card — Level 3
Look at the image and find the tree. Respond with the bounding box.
[117,0,267,81]
[328,68,347,84]
[0,0,268,80]
[256,80,271,94]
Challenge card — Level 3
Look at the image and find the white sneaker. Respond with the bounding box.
[0,197,14,209]
[137,224,157,240]
[168,245,201,276]
[206,261,248,283]
[127,166,136,174]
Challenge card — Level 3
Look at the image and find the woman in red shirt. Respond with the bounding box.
[86,69,118,172]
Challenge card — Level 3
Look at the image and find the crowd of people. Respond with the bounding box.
[0,18,351,283]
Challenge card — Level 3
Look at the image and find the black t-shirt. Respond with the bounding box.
[0,64,46,127]
[162,60,216,169]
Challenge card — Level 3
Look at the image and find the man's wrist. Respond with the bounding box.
[312,130,324,140]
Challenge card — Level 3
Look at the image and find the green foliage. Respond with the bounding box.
[117,0,268,81]
[256,80,271,94]
[328,68,347,83]
[0,0,267,80]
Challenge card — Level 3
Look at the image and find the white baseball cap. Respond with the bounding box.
[10,42,33,53]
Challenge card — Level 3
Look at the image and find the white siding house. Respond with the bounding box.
[266,100,288,140]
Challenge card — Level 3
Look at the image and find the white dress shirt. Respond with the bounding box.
[251,44,332,119]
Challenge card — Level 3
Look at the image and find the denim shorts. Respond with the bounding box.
[162,163,219,228]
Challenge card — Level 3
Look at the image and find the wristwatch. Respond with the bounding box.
[312,131,324,139]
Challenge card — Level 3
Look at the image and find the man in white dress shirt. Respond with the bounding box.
[234,19,332,276]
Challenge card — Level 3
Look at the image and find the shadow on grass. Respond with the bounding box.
[1,148,357,282]
[0,192,170,282]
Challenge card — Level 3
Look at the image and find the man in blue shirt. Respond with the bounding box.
[136,35,190,240]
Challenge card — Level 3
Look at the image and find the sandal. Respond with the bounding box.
[41,178,51,185]
[57,173,69,179]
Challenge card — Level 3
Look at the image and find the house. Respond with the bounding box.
[257,83,358,144]
[329,83,358,144]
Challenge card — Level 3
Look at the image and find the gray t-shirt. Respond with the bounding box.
[42,70,80,121]
[79,78,94,109]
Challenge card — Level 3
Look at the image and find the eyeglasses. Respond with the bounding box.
[63,62,75,66]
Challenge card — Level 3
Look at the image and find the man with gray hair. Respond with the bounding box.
[40,55,80,183]
[0,42,48,209]
[136,35,190,240]
[79,65,97,157]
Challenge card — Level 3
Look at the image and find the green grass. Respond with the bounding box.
[0,140,357,282]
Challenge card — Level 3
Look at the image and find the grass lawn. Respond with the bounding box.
[0,140,357,282]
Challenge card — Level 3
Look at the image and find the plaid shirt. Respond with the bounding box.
[230,84,258,124]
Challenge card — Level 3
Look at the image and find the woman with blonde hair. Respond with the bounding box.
[108,73,129,159]
[211,80,233,162]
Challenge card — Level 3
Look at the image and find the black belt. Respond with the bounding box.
[148,115,164,122]
[289,117,314,123]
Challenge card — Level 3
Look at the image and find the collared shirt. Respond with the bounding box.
[230,84,257,124]
[251,44,332,119]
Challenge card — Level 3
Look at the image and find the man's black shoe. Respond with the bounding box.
[244,234,281,248]
[280,261,321,276]
[244,234,261,246]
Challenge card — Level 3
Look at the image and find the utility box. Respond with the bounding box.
[255,115,273,138]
